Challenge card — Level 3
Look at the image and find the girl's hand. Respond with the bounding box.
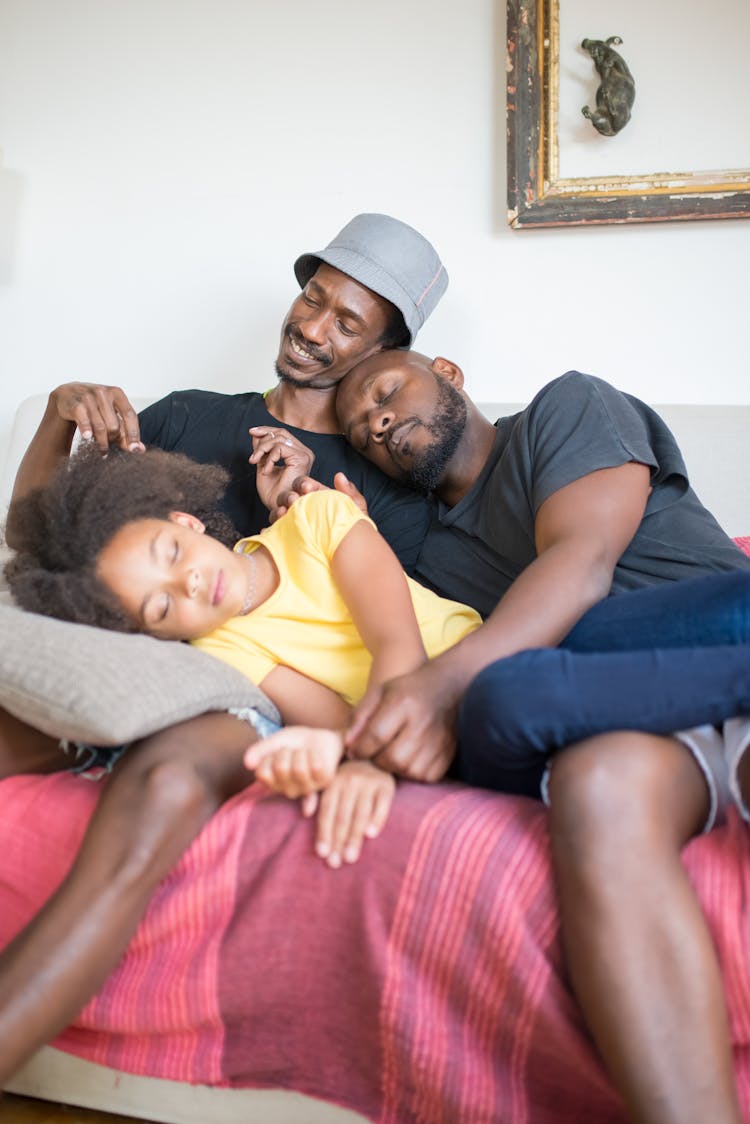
[244,726,344,798]
[268,472,369,524]
[311,760,395,869]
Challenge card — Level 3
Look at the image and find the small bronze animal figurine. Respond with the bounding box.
[581,36,635,137]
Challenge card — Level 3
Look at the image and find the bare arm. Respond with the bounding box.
[243,522,425,857]
[261,519,426,798]
[9,382,142,531]
[346,461,652,779]
[259,664,353,728]
[423,460,651,673]
[331,518,427,689]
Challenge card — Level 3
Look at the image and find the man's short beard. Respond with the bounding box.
[404,378,467,494]
[273,362,341,391]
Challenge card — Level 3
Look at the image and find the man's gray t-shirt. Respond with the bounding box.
[415,372,750,617]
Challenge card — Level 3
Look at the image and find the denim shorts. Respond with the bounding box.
[59,738,128,780]
[61,707,281,781]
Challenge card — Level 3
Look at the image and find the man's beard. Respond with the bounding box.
[273,361,340,390]
[403,378,467,494]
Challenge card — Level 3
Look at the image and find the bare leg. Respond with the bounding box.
[0,710,258,1084]
[0,707,69,778]
[548,732,742,1124]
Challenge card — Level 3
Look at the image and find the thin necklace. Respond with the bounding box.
[238,550,257,616]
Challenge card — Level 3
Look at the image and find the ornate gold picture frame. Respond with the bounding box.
[506,0,750,228]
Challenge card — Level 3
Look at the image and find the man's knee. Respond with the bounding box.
[106,755,219,885]
[137,756,216,820]
[547,732,711,859]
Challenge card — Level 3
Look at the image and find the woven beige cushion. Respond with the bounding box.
[0,599,278,745]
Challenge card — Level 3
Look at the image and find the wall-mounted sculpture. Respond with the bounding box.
[581,36,635,136]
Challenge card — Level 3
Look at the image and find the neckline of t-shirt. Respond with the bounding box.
[257,396,346,442]
[437,422,506,524]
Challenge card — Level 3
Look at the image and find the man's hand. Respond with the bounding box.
[243,725,344,797]
[51,382,143,453]
[345,662,459,782]
[311,760,395,868]
[270,471,369,523]
[8,381,143,530]
[248,426,315,513]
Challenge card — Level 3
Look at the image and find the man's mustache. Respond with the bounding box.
[286,325,332,367]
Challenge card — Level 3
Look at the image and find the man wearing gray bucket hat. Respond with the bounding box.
[293,212,448,347]
[260,213,446,444]
[10,214,447,576]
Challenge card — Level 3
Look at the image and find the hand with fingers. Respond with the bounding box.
[51,382,144,454]
[345,661,459,783]
[271,471,369,524]
[243,725,345,798]
[248,426,315,513]
[311,760,395,869]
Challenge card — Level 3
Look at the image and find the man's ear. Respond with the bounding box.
[168,511,206,534]
[431,356,465,389]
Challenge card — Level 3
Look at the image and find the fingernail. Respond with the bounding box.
[316,840,330,858]
[129,441,145,452]
[343,845,359,863]
[81,429,93,441]
[327,852,341,869]
[365,824,379,838]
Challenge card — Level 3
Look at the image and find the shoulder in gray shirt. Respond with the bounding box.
[415,372,750,616]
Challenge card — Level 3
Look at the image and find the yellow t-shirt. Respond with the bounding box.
[192,489,481,705]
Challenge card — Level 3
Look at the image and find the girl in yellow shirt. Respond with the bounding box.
[7,443,480,868]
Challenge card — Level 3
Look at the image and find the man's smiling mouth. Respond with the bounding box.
[286,327,331,366]
[290,336,316,361]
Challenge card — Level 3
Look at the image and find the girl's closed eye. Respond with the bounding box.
[144,591,169,629]
[157,593,170,623]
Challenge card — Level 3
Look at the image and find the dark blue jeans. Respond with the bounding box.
[456,571,750,797]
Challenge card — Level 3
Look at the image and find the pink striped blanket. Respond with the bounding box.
[2,771,750,1122]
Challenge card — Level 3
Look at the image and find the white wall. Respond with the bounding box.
[1,0,749,484]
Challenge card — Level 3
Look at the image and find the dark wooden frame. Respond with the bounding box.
[506,0,750,228]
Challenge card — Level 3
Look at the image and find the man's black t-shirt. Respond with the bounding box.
[138,389,434,577]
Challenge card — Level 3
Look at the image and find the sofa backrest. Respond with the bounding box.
[3,395,749,537]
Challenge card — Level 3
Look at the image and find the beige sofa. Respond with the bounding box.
[3,394,750,537]
[2,392,750,1124]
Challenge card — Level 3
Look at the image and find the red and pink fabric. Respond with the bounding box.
[3,539,750,1122]
[2,769,750,1123]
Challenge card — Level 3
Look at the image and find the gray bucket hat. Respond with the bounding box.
[294,213,448,345]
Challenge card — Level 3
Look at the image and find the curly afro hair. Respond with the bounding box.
[5,443,239,633]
